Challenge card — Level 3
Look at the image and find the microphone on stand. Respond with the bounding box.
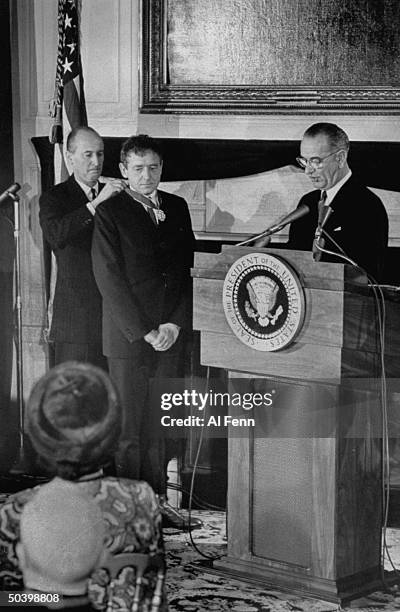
[0,182,21,204]
[236,204,310,247]
[313,206,333,261]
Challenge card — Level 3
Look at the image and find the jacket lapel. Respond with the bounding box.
[66,175,106,204]
[123,189,158,232]
[325,176,355,233]
[66,175,91,206]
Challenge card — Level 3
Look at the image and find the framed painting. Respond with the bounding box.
[141,0,400,114]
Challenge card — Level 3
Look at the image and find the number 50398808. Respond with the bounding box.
[3,592,61,605]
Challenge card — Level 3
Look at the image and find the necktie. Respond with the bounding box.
[147,196,158,225]
[90,187,97,201]
[312,190,328,261]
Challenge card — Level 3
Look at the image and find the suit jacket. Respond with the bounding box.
[39,175,103,344]
[288,175,388,281]
[92,189,195,358]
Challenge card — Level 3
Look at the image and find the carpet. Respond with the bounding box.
[164,511,400,612]
[2,489,400,611]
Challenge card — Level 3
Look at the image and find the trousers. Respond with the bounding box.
[108,334,185,494]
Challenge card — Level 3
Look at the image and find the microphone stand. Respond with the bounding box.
[236,223,285,247]
[8,190,26,474]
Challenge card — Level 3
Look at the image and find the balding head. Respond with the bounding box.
[65,127,104,187]
[17,479,106,596]
[66,126,102,153]
[302,123,350,153]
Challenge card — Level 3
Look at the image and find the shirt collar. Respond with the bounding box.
[74,176,99,199]
[53,470,104,484]
[145,189,159,206]
[128,186,159,208]
[149,190,158,202]
[324,170,352,205]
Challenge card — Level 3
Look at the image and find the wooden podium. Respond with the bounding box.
[192,246,400,604]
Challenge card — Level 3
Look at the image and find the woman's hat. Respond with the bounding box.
[27,361,121,477]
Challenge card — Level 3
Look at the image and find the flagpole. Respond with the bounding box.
[9,190,26,473]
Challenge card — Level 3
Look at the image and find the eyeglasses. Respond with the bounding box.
[296,149,342,170]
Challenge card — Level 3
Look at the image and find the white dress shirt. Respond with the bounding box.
[324,170,352,206]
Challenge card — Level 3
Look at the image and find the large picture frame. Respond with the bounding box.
[141,0,400,115]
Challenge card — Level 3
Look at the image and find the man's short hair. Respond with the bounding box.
[66,126,102,153]
[303,123,350,152]
[120,134,163,166]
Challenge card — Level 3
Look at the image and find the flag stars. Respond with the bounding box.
[66,42,76,54]
[68,0,76,7]
[63,57,73,73]
[65,14,72,29]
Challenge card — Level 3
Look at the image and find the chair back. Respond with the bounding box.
[105,552,165,612]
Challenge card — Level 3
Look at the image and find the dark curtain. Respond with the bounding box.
[32,136,400,191]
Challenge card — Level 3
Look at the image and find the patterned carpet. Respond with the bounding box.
[164,511,400,612]
[2,489,400,611]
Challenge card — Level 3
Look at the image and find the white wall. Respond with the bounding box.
[10,0,400,394]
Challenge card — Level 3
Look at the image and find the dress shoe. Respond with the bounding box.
[158,497,203,530]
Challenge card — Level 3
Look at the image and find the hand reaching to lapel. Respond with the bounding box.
[93,177,128,208]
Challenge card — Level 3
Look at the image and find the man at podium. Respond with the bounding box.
[287,122,388,281]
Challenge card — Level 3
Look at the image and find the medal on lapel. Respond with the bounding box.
[154,208,166,222]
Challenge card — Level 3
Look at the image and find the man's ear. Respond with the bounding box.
[119,162,128,179]
[65,149,73,167]
[337,149,347,168]
[16,542,26,572]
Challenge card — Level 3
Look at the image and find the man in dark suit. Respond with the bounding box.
[92,134,201,529]
[288,122,388,281]
[39,127,126,367]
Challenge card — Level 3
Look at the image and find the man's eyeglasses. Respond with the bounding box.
[296,149,342,170]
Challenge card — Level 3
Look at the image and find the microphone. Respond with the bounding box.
[0,183,21,204]
[314,206,332,238]
[313,206,333,261]
[236,204,310,247]
[262,203,310,236]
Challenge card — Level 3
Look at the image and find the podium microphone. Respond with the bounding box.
[237,204,310,247]
[0,182,21,204]
[313,206,333,259]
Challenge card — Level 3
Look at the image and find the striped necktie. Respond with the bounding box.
[312,190,328,261]
[147,195,158,225]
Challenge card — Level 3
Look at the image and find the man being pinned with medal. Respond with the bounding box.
[92,134,202,529]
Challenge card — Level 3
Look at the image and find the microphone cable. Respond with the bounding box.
[317,229,395,585]
[185,365,226,562]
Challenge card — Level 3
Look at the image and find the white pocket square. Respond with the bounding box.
[333,226,341,232]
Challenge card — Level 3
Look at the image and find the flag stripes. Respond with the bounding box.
[49,0,87,180]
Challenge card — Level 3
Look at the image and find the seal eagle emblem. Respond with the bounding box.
[222,252,305,351]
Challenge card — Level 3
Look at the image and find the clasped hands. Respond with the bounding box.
[144,323,180,351]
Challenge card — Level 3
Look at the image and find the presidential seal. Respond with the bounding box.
[222,253,305,351]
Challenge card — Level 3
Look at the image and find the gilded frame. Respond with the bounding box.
[141,0,400,115]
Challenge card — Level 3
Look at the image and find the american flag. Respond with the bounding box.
[50,0,87,182]
[46,0,88,347]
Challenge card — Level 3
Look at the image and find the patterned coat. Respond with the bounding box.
[0,476,166,611]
